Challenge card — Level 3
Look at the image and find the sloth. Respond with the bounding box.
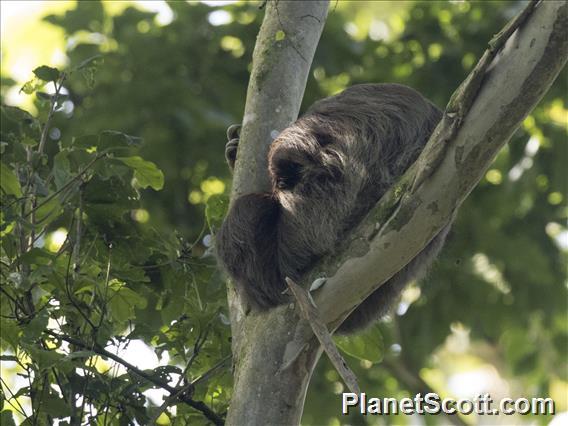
[216,83,450,333]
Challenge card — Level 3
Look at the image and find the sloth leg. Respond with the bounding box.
[337,224,452,334]
[225,124,241,171]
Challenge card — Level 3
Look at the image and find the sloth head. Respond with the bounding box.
[268,117,345,193]
[267,114,367,259]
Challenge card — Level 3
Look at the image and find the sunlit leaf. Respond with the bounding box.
[0,162,22,197]
[20,77,45,94]
[205,194,229,230]
[116,156,164,190]
[33,65,61,82]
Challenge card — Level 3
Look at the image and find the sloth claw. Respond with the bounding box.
[225,124,241,171]
[226,124,241,141]
[225,138,239,171]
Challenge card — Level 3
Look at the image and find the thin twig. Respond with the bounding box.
[97,244,112,329]
[23,154,103,219]
[43,330,225,426]
[64,243,97,330]
[38,78,64,155]
[0,376,29,417]
[190,355,231,387]
[285,277,360,394]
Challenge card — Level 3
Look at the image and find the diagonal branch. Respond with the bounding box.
[44,330,225,426]
[305,0,567,330]
[285,277,360,394]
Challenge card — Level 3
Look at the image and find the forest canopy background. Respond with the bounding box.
[0,1,566,425]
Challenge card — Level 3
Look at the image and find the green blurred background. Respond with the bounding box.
[1,1,566,425]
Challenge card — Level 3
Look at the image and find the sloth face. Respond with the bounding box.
[269,117,345,195]
[267,116,362,258]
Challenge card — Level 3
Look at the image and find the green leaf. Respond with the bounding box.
[0,105,41,141]
[334,324,384,364]
[205,194,229,230]
[34,196,63,226]
[18,248,54,266]
[21,136,38,147]
[0,318,20,351]
[99,130,142,151]
[20,77,45,95]
[31,348,64,372]
[69,134,98,149]
[42,392,73,417]
[109,286,148,322]
[0,411,16,426]
[33,65,61,82]
[116,156,164,190]
[0,162,22,197]
[21,310,50,343]
[43,0,104,34]
[53,151,72,190]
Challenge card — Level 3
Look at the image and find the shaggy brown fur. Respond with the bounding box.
[216,83,449,333]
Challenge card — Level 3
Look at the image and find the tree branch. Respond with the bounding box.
[307,0,567,331]
[285,277,360,394]
[44,330,225,426]
[225,2,329,425]
[230,1,329,197]
[224,1,566,425]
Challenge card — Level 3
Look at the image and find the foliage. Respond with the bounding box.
[1,61,230,424]
[1,1,566,425]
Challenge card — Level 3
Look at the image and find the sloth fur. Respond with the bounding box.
[216,83,450,333]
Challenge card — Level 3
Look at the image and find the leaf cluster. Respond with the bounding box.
[1,59,230,425]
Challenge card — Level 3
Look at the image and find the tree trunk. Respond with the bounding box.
[225,1,567,425]
[226,2,329,425]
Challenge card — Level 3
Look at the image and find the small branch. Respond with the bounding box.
[43,330,225,426]
[97,244,112,329]
[64,243,97,331]
[72,189,83,275]
[285,278,360,394]
[0,376,29,418]
[27,76,65,251]
[190,355,231,387]
[149,382,195,425]
[412,0,540,192]
[38,77,63,154]
[23,154,103,219]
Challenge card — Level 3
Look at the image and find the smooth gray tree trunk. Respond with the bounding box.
[225,1,567,425]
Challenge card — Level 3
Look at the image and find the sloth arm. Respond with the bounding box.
[216,192,287,308]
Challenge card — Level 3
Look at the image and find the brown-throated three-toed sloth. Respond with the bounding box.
[216,83,450,333]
